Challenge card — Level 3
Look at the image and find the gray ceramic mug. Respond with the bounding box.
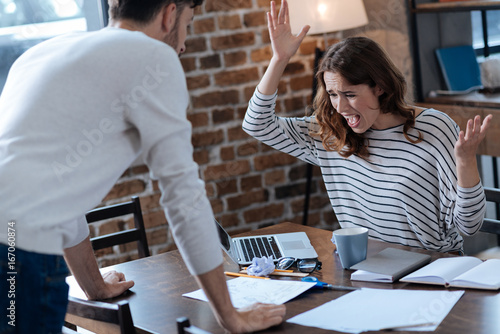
[332,227,369,269]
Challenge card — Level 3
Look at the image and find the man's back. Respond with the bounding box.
[0,27,189,255]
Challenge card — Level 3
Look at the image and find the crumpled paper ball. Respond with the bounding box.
[247,256,275,276]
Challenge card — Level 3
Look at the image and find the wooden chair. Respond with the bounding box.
[64,296,154,334]
[86,196,150,258]
[176,317,212,334]
[475,187,500,259]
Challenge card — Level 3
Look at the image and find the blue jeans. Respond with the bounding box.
[0,245,69,334]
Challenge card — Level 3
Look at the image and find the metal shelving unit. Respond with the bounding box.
[408,0,500,101]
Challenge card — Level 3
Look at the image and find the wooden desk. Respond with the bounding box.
[68,223,500,333]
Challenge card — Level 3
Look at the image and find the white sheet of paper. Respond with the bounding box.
[183,277,316,308]
[287,288,464,334]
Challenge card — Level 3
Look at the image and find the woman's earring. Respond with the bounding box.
[330,110,334,115]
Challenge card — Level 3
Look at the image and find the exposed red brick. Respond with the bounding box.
[193,149,210,165]
[152,180,159,192]
[131,165,149,175]
[194,17,216,34]
[104,180,146,201]
[187,112,209,128]
[224,51,247,67]
[143,210,167,229]
[220,146,235,161]
[212,108,235,124]
[204,160,250,181]
[200,54,221,69]
[290,75,313,91]
[284,61,306,75]
[139,193,162,211]
[191,90,240,108]
[206,0,252,12]
[265,170,286,185]
[243,11,266,27]
[214,68,259,86]
[210,198,224,214]
[181,57,196,73]
[206,182,216,197]
[192,129,224,147]
[215,213,240,228]
[250,46,272,63]
[186,74,210,90]
[240,175,262,192]
[218,15,242,30]
[299,40,318,55]
[227,126,249,141]
[146,228,167,246]
[237,141,259,156]
[243,203,284,223]
[98,219,124,236]
[226,189,268,211]
[216,179,238,196]
[211,32,255,50]
[253,152,297,171]
[185,37,207,54]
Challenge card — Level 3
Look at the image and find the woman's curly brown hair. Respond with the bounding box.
[311,37,421,158]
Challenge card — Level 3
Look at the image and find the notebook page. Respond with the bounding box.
[450,259,500,289]
[401,257,482,284]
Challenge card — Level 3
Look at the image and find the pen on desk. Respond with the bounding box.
[325,284,360,291]
[224,271,271,280]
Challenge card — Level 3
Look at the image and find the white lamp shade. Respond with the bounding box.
[288,0,369,35]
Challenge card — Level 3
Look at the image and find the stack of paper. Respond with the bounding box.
[183,277,316,308]
[287,288,464,333]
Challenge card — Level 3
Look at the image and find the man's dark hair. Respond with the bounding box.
[108,0,204,24]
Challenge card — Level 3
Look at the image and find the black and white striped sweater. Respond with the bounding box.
[243,90,486,253]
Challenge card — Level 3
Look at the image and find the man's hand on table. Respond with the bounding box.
[91,270,135,300]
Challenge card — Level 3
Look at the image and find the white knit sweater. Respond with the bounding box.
[0,28,221,275]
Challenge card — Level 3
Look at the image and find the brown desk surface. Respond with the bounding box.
[67,223,500,334]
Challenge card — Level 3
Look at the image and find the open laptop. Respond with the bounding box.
[214,219,318,265]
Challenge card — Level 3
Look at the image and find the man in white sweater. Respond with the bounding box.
[0,1,285,333]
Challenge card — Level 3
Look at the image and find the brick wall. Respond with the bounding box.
[92,0,411,266]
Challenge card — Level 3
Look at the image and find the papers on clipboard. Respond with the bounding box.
[287,288,464,333]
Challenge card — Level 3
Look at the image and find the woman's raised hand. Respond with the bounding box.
[454,114,493,188]
[267,0,310,61]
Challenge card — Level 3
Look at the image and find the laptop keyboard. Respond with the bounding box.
[239,236,282,262]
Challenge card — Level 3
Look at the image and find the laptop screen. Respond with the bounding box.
[214,219,231,252]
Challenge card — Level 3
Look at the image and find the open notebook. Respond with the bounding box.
[214,219,318,265]
[400,257,500,290]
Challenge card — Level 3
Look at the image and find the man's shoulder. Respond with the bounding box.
[91,28,175,55]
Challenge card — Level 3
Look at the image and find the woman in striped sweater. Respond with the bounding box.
[243,0,492,253]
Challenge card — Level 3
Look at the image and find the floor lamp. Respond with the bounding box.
[287,0,369,225]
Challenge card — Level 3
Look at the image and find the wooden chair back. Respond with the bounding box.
[176,317,212,334]
[86,196,150,258]
[65,296,135,334]
[480,187,500,242]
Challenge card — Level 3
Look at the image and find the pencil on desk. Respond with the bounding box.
[241,267,294,273]
[224,271,271,280]
[239,269,308,277]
